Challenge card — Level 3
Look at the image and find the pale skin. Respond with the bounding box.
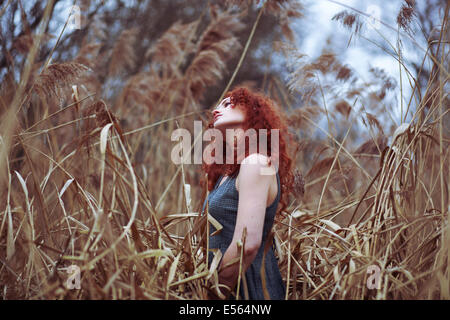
[211,98,278,296]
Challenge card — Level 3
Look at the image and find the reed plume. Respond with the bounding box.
[34,62,90,100]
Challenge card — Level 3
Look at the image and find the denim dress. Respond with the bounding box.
[201,171,286,300]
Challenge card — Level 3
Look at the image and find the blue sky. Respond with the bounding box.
[288,0,429,126]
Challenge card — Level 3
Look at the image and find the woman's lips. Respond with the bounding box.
[214,114,222,121]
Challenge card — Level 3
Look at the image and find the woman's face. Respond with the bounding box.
[212,97,246,130]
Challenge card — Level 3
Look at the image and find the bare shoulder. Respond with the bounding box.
[236,154,277,206]
[238,153,276,182]
[241,153,270,166]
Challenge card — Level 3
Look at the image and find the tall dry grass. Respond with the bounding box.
[0,0,448,299]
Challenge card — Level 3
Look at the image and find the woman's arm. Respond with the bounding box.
[217,153,275,296]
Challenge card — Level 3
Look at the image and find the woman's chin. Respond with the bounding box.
[213,120,224,129]
[213,120,244,130]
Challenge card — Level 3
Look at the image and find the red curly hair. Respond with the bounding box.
[200,86,296,215]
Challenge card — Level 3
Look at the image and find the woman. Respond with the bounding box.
[201,86,295,300]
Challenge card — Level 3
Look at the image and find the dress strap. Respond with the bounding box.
[214,175,228,190]
[267,171,281,209]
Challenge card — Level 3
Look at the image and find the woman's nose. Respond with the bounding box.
[212,109,221,116]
